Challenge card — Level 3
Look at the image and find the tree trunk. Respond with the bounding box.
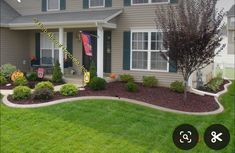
[183,79,188,102]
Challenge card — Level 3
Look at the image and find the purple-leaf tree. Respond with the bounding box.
[155,0,225,101]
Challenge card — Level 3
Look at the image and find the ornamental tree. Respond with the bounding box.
[155,0,225,101]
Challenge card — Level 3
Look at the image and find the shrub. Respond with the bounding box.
[205,77,223,92]
[120,74,134,83]
[52,60,63,83]
[12,86,31,100]
[89,60,97,80]
[0,75,7,85]
[125,82,138,92]
[0,64,17,78]
[89,77,106,90]
[170,81,184,93]
[27,72,38,81]
[14,76,28,86]
[60,84,78,96]
[35,81,54,91]
[32,88,54,100]
[142,76,158,87]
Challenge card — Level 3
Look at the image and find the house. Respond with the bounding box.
[227,4,235,55]
[0,0,213,87]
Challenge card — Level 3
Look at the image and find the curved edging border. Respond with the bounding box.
[1,80,232,116]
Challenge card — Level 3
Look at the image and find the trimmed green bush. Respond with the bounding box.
[125,82,138,92]
[0,75,7,85]
[32,88,54,100]
[14,76,28,86]
[170,81,184,93]
[142,76,158,87]
[89,60,97,80]
[12,86,31,100]
[52,60,63,83]
[205,77,223,92]
[89,77,106,90]
[60,84,78,96]
[35,81,54,91]
[27,72,38,81]
[120,74,134,83]
[0,64,17,78]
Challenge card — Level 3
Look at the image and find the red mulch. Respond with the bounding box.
[7,81,224,113]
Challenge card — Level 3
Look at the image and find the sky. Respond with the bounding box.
[216,0,234,12]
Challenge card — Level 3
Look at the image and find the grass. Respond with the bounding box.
[0,81,234,153]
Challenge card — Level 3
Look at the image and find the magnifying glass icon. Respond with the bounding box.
[183,134,189,140]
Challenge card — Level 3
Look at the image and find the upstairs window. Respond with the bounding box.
[132,0,169,5]
[132,0,148,4]
[89,0,105,8]
[47,0,59,11]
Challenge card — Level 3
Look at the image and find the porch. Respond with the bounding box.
[8,9,123,78]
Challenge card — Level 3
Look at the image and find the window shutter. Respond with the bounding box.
[60,0,66,10]
[124,0,131,6]
[169,58,177,73]
[83,0,89,9]
[123,31,131,70]
[105,0,112,7]
[42,0,47,12]
[170,0,178,4]
[66,32,73,67]
[35,33,41,65]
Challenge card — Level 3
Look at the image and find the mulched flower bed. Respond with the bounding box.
[0,79,64,90]
[7,81,224,113]
[197,79,229,94]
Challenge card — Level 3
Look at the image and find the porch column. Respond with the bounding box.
[97,25,104,78]
[59,27,64,74]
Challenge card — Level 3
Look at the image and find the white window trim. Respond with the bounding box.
[131,0,170,6]
[130,29,169,72]
[47,0,60,11]
[89,0,105,8]
[40,32,67,66]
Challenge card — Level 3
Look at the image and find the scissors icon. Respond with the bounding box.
[211,131,222,143]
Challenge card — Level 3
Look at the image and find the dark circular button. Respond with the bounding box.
[173,124,199,150]
[204,124,230,150]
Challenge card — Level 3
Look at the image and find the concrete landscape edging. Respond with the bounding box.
[1,80,232,116]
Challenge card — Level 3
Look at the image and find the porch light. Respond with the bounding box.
[17,0,21,3]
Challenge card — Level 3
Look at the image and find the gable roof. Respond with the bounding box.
[9,9,123,29]
[228,4,235,16]
[0,0,20,27]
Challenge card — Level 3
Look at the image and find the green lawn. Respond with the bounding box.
[0,82,234,153]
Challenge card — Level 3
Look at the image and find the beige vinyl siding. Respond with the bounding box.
[0,27,30,71]
[227,30,235,55]
[4,0,123,15]
[111,4,183,87]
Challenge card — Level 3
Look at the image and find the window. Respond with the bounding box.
[47,0,59,11]
[89,0,104,8]
[40,32,66,65]
[132,0,169,5]
[132,0,148,4]
[230,17,235,26]
[131,31,168,71]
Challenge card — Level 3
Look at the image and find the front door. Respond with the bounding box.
[82,31,112,73]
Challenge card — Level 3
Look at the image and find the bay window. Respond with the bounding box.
[40,32,66,65]
[131,30,168,71]
[89,0,105,8]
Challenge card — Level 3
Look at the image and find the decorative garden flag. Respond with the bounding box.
[81,32,93,56]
